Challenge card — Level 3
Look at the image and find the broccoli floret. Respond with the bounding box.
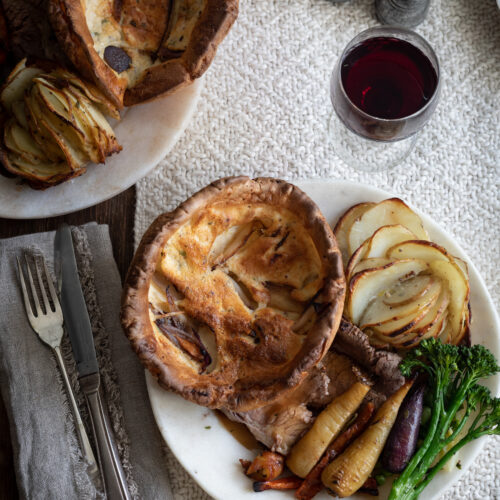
[389,339,500,500]
[458,343,500,380]
[466,384,491,413]
[399,338,460,381]
[478,397,500,435]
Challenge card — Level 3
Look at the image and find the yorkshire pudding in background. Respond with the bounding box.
[121,177,346,411]
[48,0,238,108]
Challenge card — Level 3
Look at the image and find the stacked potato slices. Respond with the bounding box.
[0,59,121,189]
[334,199,470,349]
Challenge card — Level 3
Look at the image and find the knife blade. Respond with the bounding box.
[55,224,131,500]
[54,225,99,377]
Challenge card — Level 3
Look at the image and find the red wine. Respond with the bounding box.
[341,37,438,120]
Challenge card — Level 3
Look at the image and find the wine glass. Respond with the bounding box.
[329,26,440,172]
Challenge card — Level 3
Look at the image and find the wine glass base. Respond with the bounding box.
[328,111,418,172]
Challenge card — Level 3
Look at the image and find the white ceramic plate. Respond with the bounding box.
[146,179,500,500]
[0,79,203,219]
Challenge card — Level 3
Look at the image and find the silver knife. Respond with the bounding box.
[55,224,131,500]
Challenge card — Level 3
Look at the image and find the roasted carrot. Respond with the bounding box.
[359,477,379,496]
[239,459,252,472]
[321,381,413,498]
[253,476,303,492]
[244,451,284,481]
[295,402,375,500]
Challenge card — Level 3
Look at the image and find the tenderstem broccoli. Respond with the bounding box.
[388,338,500,500]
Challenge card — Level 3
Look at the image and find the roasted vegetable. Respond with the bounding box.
[239,459,251,471]
[346,259,430,325]
[382,382,425,473]
[389,339,500,500]
[295,402,375,500]
[358,477,379,496]
[321,381,413,498]
[333,201,375,269]
[155,319,212,373]
[287,380,372,478]
[335,199,470,349]
[242,451,284,481]
[345,224,416,281]
[0,59,121,188]
[346,198,429,256]
[253,476,302,492]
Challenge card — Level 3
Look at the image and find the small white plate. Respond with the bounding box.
[0,79,203,219]
[146,179,500,500]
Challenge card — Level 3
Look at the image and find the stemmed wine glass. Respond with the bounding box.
[329,26,440,172]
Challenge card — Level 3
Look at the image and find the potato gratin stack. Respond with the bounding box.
[334,198,470,349]
[0,59,120,188]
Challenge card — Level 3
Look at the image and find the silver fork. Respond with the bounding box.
[17,253,100,483]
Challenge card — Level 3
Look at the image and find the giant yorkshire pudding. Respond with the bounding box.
[121,177,346,411]
[48,0,238,108]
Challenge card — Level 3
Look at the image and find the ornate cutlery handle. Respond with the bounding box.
[53,346,100,482]
[80,374,131,500]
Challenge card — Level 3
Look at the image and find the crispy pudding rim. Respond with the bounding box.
[121,177,346,411]
[48,0,238,108]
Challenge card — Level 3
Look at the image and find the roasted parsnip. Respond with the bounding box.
[295,402,375,500]
[287,380,371,478]
[321,381,413,498]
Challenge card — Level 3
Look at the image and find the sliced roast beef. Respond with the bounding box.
[224,319,405,455]
[224,400,312,455]
[223,351,362,455]
[333,317,405,397]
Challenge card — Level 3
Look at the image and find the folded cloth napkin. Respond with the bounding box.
[0,223,173,500]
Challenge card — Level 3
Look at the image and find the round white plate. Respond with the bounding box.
[146,179,500,500]
[0,79,203,219]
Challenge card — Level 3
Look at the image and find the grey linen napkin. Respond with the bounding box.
[0,223,173,500]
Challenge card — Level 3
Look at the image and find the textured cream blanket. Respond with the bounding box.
[135,0,500,498]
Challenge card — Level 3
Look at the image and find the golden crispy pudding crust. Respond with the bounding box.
[121,177,346,411]
[48,0,238,107]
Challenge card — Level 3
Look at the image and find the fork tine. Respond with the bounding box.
[34,255,52,313]
[42,257,61,312]
[24,254,42,317]
[17,256,36,320]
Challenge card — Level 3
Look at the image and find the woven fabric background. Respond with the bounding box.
[134,0,500,498]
